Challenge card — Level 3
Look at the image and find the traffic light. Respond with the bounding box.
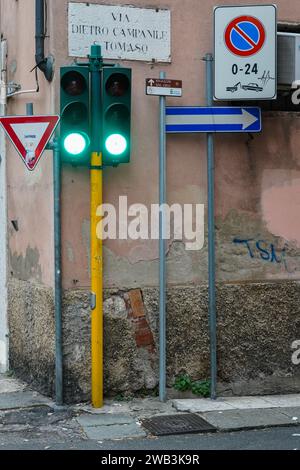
[60,66,90,165]
[102,67,131,166]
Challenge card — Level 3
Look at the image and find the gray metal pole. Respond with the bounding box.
[90,44,102,152]
[159,71,167,402]
[53,140,63,405]
[26,103,33,116]
[205,53,217,400]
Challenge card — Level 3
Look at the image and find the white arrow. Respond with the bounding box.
[148,79,155,86]
[166,108,258,131]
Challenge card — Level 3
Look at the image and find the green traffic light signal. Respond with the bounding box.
[60,67,90,165]
[60,64,131,166]
[105,134,128,156]
[102,68,131,166]
[63,132,90,155]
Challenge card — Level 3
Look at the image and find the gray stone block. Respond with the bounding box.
[0,391,50,410]
[77,413,133,427]
[201,408,297,431]
[275,407,300,421]
[83,422,146,440]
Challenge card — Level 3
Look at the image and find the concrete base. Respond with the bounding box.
[7,279,300,402]
[76,412,147,440]
[173,394,300,413]
[201,408,297,431]
[0,342,8,374]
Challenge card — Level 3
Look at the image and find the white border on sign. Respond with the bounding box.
[213,4,277,101]
[67,2,172,63]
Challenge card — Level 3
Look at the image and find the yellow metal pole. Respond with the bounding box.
[91,151,103,408]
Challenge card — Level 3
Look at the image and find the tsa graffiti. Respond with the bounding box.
[233,238,288,270]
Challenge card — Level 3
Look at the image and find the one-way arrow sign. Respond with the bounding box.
[166,107,261,133]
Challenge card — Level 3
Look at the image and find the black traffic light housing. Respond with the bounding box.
[60,66,90,165]
[101,67,132,167]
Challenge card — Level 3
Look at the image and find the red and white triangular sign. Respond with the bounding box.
[0,115,60,171]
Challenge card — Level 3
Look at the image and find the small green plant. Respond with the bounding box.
[173,375,211,398]
[115,393,126,402]
[191,379,211,398]
[174,374,192,392]
[114,392,135,402]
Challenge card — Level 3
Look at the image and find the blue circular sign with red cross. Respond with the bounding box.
[224,15,266,57]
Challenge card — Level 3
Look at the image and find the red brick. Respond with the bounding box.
[135,329,154,348]
[134,316,155,348]
[134,317,148,329]
[128,289,145,318]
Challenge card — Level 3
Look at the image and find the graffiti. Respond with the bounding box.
[233,238,288,270]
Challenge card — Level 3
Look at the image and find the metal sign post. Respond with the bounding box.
[159,71,167,403]
[47,138,63,406]
[205,53,217,400]
[146,73,182,402]
[163,53,262,400]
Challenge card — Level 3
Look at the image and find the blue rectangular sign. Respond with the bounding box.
[166,107,262,133]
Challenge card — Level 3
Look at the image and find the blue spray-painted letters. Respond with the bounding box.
[233,238,286,267]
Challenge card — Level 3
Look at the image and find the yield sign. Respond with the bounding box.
[0,115,60,171]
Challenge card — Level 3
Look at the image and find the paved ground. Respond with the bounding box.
[1,374,300,450]
[1,425,300,450]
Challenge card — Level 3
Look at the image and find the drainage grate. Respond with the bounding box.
[141,413,216,436]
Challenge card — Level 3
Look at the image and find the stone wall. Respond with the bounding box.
[8,280,55,396]
[8,278,300,403]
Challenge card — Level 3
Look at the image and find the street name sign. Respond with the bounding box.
[214,4,277,100]
[0,115,60,171]
[146,78,182,97]
[165,107,261,133]
[69,2,171,62]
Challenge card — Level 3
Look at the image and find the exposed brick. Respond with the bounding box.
[135,328,154,348]
[133,317,149,329]
[128,289,145,318]
[134,316,155,348]
[126,289,155,350]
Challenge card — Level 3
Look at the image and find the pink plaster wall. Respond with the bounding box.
[2,0,300,289]
[0,0,54,286]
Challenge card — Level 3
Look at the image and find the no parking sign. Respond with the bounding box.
[214,4,277,101]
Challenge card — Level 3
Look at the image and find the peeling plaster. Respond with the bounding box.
[66,242,75,263]
[10,246,42,282]
[262,170,300,246]
[81,219,90,272]
[103,240,201,288]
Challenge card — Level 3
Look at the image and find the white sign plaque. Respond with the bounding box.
[214,4,277,101]
[68,2,171,62]
[146,78,182,97]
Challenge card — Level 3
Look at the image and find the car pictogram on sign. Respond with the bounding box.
[242,82,263,92]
